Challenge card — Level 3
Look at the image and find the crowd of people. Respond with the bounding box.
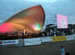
[42,28,75,37]
[0,28,75,40]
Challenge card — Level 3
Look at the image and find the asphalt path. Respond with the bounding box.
[0,40,75,55]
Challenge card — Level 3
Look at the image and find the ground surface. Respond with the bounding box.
[0,40,75,55]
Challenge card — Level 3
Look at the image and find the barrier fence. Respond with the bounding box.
[41,37,52,42]
[66,35,75,41]
[52,36,66,42]
[0,35,75,47]
[24,38,41,46]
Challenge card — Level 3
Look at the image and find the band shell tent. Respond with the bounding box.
[0,5,45,33]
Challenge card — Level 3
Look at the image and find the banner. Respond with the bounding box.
[24,38,41,46]
[2,40,19,45]
[66,35,75,41]
[41,37,52,42]
[52,36,66,42]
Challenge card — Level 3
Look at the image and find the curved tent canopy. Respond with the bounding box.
[0,5,45,33]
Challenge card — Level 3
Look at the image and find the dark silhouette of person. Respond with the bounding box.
[65,52,70,55]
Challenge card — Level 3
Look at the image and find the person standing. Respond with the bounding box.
[60,46,65,55]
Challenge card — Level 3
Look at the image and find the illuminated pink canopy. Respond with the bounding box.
[0,5,45,33]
